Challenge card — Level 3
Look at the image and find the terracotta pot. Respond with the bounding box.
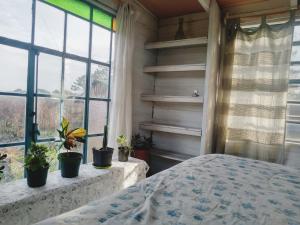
[131,148,150,163]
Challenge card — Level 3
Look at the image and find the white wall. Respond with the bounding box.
[131,4,158,136]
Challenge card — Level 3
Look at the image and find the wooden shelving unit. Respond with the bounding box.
[141,94,204,103]
[140,122,202,137]
[145,37,208,50]
[143,64,206,73]
[150,148,195,162]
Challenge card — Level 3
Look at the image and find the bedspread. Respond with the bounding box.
[36,154,300,225]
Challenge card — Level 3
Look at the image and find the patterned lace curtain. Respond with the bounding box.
[215,15,294,163]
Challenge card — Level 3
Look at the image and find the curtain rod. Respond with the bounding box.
[226,6,298,20]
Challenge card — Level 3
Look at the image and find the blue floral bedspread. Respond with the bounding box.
[36,154,300,225]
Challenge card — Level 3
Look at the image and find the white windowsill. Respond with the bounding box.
[0,158,148,225]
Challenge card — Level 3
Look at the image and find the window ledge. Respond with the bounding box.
[0,158,148,225]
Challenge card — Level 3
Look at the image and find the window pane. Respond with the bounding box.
[291,46,300,62]
[290,65,300,80]
[37,97,60,139]
[35,1,64,51]
[64,59,87,97]
[294,26,300,42]
[0,96,26,144]
[64,99,85,129]
[287,104,300,120]
[38,53,62,96]
[0,146,24,183]
[288,84,300,101]
[88,101,107,134]
[87,136,103,162]
[0,45,28,93]
[0,0,31,42]
[90,64,109,98]
[66,14,89,57]
[92,25,111,62]
[45,0,90,20]
[286,123,300,141]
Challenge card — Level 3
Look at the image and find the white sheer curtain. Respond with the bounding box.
[108,0,136,152]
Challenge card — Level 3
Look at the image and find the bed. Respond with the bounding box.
[36,154,300,225]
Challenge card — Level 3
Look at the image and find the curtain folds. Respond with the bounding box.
[108,0,136,152]
[215,16,294,163]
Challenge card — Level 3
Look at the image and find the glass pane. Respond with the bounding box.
[294,26,300,42]
[45,0,90,20]
[64,99,85,129]
[64,59,86,97]
[90,64,109,98]
[286,123,300,141]
[88,101,107,134]
[38,53,62,96]
[0,96,26,144]
[290,65,300,80]
[87,136,103,162]
[0,146,24,183]
[288,84,300,101]
[0,0,31,42]
[35,1,64,51]
[37,97,60,139]
[92,25,111,62]
[287,104,300,118]
[93,8,112,29]
[66,14,89,57]
[0,45,28,93]
[291,46,300,62]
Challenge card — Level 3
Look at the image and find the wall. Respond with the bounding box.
[131,4,158,135]
[200,0,221,154]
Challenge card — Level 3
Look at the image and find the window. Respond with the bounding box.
[0,0,115,183]
[285,22,300,155]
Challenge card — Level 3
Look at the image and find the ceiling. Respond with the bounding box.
[136,0,291,18]
[137,0,204,18]
[217,0,269,9]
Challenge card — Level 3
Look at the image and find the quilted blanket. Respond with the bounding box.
[36,154,300,225]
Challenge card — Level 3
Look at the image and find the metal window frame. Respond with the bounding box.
[0,0,114,175]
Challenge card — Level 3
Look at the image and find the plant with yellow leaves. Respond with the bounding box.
[57,117,86,178]
[57,117,86,152]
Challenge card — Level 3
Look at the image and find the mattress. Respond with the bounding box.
[36,154,300,225]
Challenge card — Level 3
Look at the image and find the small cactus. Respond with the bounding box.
[102,125,108,149]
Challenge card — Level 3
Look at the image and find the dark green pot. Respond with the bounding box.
[26,166,49,188]
[58,152,82,178]
[93,147,114,168]
[118,147,129,162]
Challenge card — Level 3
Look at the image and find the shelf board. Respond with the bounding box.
[141,94,204,103]
[144,64,206,73]
[150,148,195,162]
[140,122,202,137]
[145,37,208,50]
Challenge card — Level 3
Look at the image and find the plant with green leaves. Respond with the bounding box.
[117,135,132,151]
[24,143,55,172]
[131,134,153,150]
[0,153,7,181]
[117,135,133,162]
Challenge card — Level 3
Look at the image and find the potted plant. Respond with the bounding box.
[57,117,86,178]
[92,125,114,168]
[131,134,152,163]
[24,143,54,188]
[117,135,133,162]
[0,153,7,181]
